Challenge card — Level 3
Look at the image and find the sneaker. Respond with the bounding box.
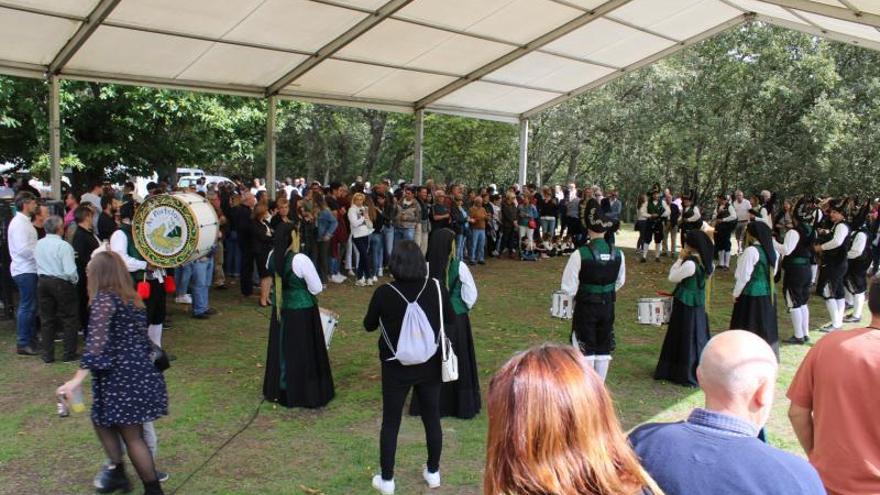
[16,345,37,356]
[784,336,805,345]
[174,294,192,304]
[843,315,861,323]
[356,278,367,287]
[331,274,347,284]
[156,471,169,483]
[371,475,395,495]
[94,463,132,493]
[347,269,356,277]
[422,467,441,488]
[377,270,384,277]
[367,277,375,286]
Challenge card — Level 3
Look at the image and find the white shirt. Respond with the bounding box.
[560,246,626,297]
[848,231,867,259]
[638,200,670,220]
[668,259,696,284]
[292,253,323,295]
[81,192,102,211]
[714,205,737,223]
[734,199,752,221]
[682,206,701,224]
[456,261,478,309]
[348,205,374,238]
[757,206,773,228]
[821,222,849,251]
[733,244,778,298]
[774,229,800,258]
[8,211,37,276]
[109,228,148,273]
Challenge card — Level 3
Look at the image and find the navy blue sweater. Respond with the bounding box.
[629,418,825,495]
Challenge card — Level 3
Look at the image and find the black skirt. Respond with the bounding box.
[654,299,709,387]
[729,295,779,358]
[845,258,870,294]
[714,222,734,253]
[410,313,481,419]
[782,264,812,308]
[263,306,335,408]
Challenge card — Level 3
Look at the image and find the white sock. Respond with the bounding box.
[853,293,865,320]
[724,251,731,267]
[811,265,818,284]
[826,299,839,329]
[845,291,854,306]
[147,324,163,347]
[791,307,804,338]
[593,355,611,381]
[836,299,846,326]
[801,306,810,338]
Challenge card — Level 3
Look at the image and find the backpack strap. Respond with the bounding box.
[435,278,446,360]
[379,278,430,360]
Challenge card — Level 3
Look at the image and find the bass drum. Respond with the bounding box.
[132,192,219,268]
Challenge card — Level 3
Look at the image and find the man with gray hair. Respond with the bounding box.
[629,330,824,494]
[34,215,79,362]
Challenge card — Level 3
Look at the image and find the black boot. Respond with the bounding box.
[94,463,132,494]
[143,480,164,495]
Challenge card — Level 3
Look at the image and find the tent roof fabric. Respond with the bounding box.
[1,0,878,122]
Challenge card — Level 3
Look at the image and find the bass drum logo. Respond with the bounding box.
[133,195,198,267]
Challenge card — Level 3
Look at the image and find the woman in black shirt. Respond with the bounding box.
[363,241,456,494]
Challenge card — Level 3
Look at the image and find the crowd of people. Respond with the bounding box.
[2,173,878,495]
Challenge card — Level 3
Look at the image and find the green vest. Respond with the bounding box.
[743,245,771,297]
[120,224,146,283]
[647,200,663,216]
[272,251,317,310]
[447,259,469,315]
[673,257,705,307]
[577,239,621,295]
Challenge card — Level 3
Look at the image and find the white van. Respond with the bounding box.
[177,167,205,177]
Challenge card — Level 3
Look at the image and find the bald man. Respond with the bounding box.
[629,331,824,495]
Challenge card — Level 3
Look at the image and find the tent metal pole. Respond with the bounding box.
[518,119,529,186]
[266,96,277,200]
[49,75,61,200]
[413,109,424,185]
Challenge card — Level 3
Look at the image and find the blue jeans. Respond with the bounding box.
[191,258,212,315]
[382,226,395,266]
[470,229,486,263]
[224,232,240,277]
[13,273,38,347]
[175,262,193,298]
[540,217,556,237]
[456,234,466,261]
[369,232,384,278]
[394,226,414,247]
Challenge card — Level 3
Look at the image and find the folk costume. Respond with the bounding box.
[713,195,737,270]
[844,200,871,323]
[730,221,779,358]
[775,198,816,344]
[816,199,850,332]
[654,230,714,387]
[410,228,481,419]
[679,190,702,243]
[561,199,625,381]
[110,201,166,348]
[639,184,669,262]
[263,223,334,408]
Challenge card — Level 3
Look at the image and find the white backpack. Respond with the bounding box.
[380,278,438,365]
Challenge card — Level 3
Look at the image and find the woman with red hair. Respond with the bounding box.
[484,345,662,495]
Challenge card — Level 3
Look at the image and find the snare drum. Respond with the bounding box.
[637,297,672,326]
[320,308,339,349]
[551,291,574,319]
[132,192,219,268]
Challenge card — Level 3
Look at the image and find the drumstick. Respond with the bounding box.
[656,291,673,297]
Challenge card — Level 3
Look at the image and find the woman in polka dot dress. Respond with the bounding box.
[57,251,168,495]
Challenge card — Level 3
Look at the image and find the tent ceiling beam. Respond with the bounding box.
[759,0,880,28]
[756,14,880,51]
[414,0,634,110]
[47,0,122,75]
[265,0,415,96]
[0,2,82,21]
[521,13,754,119]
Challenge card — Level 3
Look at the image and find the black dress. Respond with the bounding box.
[655,259,709,387]
[262,252,334,408]
[730,246,779,357]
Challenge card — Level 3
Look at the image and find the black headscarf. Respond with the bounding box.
[685,230,714,276]
[271,222,297,277]
[426,227,455,286]
[746,221,777,267]
[584,198,616,234]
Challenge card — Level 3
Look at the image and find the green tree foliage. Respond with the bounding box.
[0,23,878,203]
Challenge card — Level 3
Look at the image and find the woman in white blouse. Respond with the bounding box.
[348,192,374,286]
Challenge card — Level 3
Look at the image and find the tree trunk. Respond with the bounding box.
[361,110,387,180]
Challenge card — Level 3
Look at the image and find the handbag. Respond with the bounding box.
[150,342,171,372]
[528,218,537,229]
[435,278,458,382]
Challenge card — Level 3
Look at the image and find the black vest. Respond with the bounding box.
[823,222,849,265]
[790,223,815,260]
[577,240,621,295]
[849,228,870,262]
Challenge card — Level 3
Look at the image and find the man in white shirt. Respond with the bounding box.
[80,182,103,211]
[733,190,752,255]
[8,192,39,355]
[815,200,850,332]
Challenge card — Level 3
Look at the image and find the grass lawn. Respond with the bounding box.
[0,227,851,494]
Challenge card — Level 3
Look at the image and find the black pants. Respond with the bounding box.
[380,365,442,480]
[353,236,370,280]
[240,246,254,296]
[316,239,329,283]
[38,276,79,360]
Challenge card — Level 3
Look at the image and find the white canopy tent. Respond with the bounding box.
[1,0,878,197]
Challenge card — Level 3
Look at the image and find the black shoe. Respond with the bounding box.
[784,336,805,345]
[192,313,209,320]
[42,356,55,363]
[640,258,646,263]
[16,345,37,356]
[843,315,861,323]
[156,471,169,483]
[214,284,227,290]
[478,260,486,265]
[204,308,217,315]
[62,353,81,362]
[804,334,811,343]
[143,479,164,495]
[94,463,132,494]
